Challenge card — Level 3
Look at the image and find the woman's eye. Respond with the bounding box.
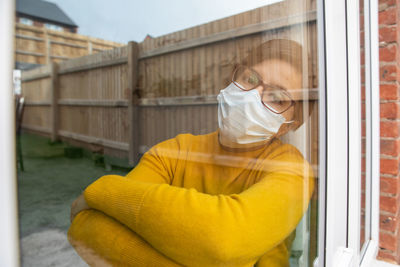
[266,92,285,106]
[270,93,281,102]
[247,75,259,85]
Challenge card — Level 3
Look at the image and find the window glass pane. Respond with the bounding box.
[19,17,33,26]
[44,23,63,31]
[360,0,368,253]
[17,0,321,266]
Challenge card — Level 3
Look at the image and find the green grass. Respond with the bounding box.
[17,133,129,237]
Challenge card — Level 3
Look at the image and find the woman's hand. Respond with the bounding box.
[70,193,90,222]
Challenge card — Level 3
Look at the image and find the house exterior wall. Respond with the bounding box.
[377,0,400,263]
[16,14,77,33]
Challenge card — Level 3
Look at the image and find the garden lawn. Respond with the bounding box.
[17,132,128,237]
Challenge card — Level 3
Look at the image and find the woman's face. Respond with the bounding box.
[251,58,302,125]
[219,58,303,151]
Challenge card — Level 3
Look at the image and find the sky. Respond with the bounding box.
[45,0,282,44]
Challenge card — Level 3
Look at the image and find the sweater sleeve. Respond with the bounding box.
[124,136,180,184]
[68,209,183,266]
[68,138,181,265]
[84,145,315,267]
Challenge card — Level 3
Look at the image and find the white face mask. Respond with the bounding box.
[217,83,286,145]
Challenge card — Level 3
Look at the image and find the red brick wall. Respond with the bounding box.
[377,0,400,263]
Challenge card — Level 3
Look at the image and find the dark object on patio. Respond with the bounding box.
[92,153,105,167]
[16,95,25,171]
[64,146,83,158]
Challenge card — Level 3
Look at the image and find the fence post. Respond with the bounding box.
[50,62,59,142]
[127,41,140,166]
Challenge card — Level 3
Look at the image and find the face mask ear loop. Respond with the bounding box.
[282,120,294,124]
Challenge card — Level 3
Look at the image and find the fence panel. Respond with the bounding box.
[56,46,131,158]
[15,23,124,65]
[20,0,318,164]
[21,64,52,135]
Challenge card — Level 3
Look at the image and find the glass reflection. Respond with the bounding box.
[17,1,320,266]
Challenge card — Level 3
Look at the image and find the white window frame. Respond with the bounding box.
[0,0,386,266]
[0,0,20,266]
[317,0,381,266]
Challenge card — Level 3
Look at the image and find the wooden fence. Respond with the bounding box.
[15,23,124,65]
[21,0,318,166]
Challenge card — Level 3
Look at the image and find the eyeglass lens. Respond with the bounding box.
[233,66,293,113]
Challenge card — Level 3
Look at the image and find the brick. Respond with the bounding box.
[380,158,399,175]
[361,191,366,208]
[380,213,398,232]
[380,176,400,194]
[380,231,397,251]
[398,63,400,81]
[398,64,400,81]
[361,85,366,100]
[380,84,398,99]
[33,21,43,27]
[378,0,396,8]
[360,66,365,84]
[381,139,400,156]
[360,49,365,65]
[380,65,397,81]
[380,45,397,62]
[379,26,397,43]
[377,249,398,264]
[361,102,366,119]
[379,7,397,25]
[362,120,366,137]
[380,195,399,214]
[381,120,400,137]
[361,68,366,85]
[362,137,366,153]
[360,29,365,47]
[361,174,366,192]
[381,102,400,119]
[362,156,366,172]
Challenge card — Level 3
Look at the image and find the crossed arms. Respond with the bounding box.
[68,139,314,266]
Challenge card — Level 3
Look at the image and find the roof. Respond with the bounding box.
[16,0,77,27]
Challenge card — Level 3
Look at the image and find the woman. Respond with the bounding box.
[68,39,315,267]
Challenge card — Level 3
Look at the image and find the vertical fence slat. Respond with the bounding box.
[128,41,140,165]
[46,34,51,65]
[50,62,59,142]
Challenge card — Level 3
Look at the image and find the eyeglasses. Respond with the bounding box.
[232,65,295,114]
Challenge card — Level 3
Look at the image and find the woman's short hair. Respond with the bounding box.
[242,39,304,75]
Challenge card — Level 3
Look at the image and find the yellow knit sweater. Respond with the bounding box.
[68,131,315,267]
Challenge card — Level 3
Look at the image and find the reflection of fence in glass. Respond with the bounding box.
[21,1,318,165]
[15,23,124,65]
[20,1,320,265]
